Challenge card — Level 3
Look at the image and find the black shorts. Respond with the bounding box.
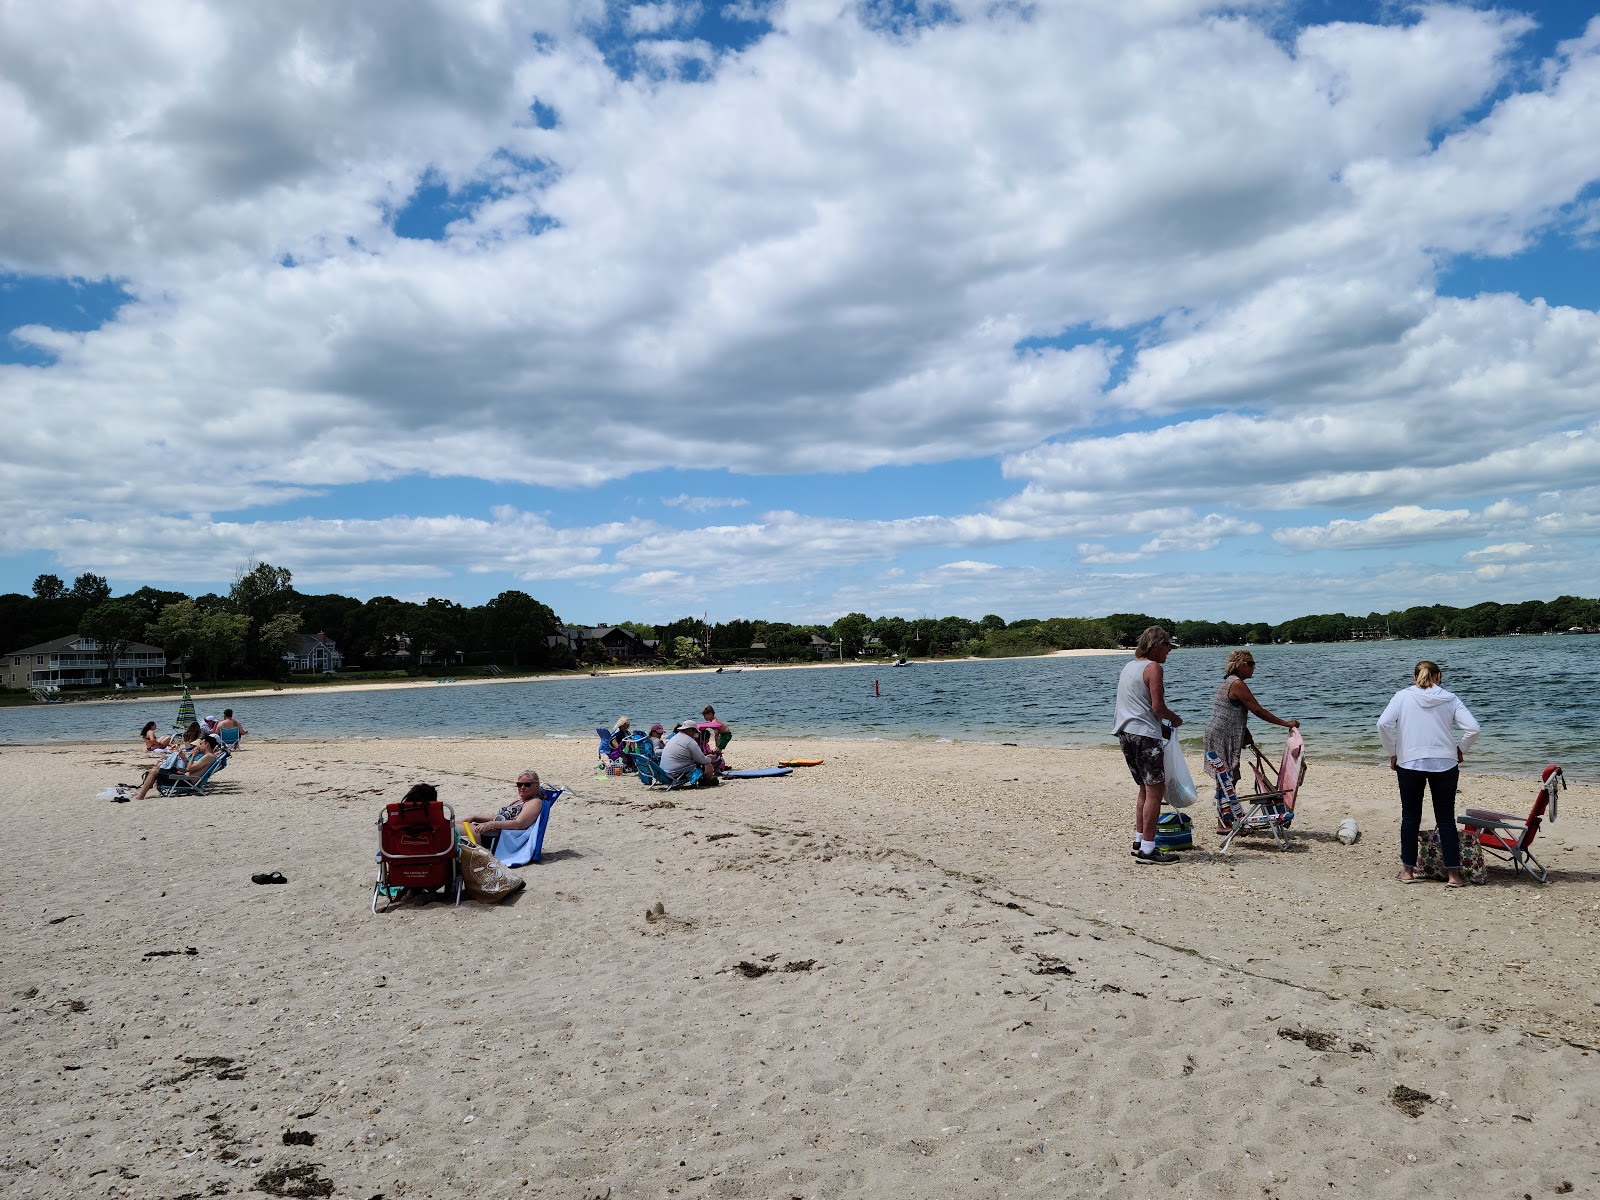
[1118,733,1166,787]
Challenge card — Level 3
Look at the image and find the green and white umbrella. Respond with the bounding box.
[174,686,196,732]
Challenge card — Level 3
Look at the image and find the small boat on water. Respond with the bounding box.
[891,657,912,667]
[714,667,743,673]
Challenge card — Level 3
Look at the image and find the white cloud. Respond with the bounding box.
[2,4,1600,616]
[662,494,749,511]
[1463,542,1535,562]
[1077,544,1146,565]
[0,507,650,589]
[625,2,702,36]
[1273,503,1518,552]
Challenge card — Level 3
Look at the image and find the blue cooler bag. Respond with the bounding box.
[1155,810,1193,850]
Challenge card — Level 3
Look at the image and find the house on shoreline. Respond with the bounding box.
[287,632,344,674]
[548,625,659,663]
[3,635,167,690]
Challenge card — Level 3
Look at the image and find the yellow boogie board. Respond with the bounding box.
[777,759,824,767]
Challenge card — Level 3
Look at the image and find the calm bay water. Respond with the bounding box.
[3,636,1594,779]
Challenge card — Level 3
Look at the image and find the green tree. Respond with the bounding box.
[32,574,66,600]
[70,573,111,605]
[192,610,250,680]
[79,599,148,686]
[870,616,907,653]
[979,613,1007,633]
[485,590,560,667]
[1101,613,1173,647]
[830,612,872,657]
[229,561,295,671]
[411,598,466,666]
[124,585,190,626]
[671,635,700,664]
[258,611,305,679]
[146,600,201,684]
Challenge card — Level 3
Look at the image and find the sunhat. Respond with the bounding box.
[648,722,664,735]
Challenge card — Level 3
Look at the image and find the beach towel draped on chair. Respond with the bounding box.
[1207,729,1306,853]
[489,786,563,867]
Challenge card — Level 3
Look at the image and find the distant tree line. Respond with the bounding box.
[4,566,1596,691]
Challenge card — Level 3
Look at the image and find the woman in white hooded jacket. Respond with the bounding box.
[1376,660,1481,887]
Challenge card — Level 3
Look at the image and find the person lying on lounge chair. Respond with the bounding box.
[131,735,223,800]
[462,770,548,844]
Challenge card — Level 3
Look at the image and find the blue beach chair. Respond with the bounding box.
[488,786,564,867]
[158,750,229,797]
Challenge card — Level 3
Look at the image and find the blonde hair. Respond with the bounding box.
[1223,649,1255,677]
[1414,661,1441,689]
[1134,626,1171,658]
[614,716,631,732]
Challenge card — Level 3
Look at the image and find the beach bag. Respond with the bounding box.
[1163,734,1198,808]
[1155,810,1193,850]
[458,842,526,903]
[1419,829,1487,884]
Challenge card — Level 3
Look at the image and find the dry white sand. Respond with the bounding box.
[4,737,1596,1199]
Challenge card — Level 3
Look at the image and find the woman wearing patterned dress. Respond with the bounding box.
[1203,650,1298,834]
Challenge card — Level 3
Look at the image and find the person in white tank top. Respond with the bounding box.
[1113,626,1185,864]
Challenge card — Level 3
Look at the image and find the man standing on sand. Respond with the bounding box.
[1113,626,1184,864]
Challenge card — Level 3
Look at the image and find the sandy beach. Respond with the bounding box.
[4,736,1596,1199]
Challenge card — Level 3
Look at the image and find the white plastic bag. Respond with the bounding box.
[1163,732,1198,808]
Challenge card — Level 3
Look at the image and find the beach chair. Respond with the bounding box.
[1208,729,1306,853]
[616,732,647,773]
[635,749,702,789]
[1459,765,1564,884]
[372,793,461,913]
[157,750,229,797]
[596,727,624,771]
[217,727,242,752]
[485,786,564,867]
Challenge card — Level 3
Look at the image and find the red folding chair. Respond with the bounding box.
[372,794,461,913]
[1460,765,1563,885]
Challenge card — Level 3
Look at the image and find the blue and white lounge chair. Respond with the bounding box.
[158,750,229,797]
[217,726,243,752]
[489,786,563,866]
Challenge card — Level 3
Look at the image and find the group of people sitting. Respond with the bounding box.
[130,721,227,800]
[128,711,247,801]
[140,710,246,753]
[605,705,732,785]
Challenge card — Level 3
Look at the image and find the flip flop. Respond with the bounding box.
[1396,873,1421,884]
[251,871,288,885]
[1445,881,1468,889]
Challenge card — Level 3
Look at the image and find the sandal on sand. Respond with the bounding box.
[1445,881,1468,889]
[1396,872,1421,884]
[251,871,288,885]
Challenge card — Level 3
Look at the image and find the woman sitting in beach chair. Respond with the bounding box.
[130,735,225,800]
[462,770,551,846]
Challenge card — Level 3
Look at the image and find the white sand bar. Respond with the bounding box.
[4,738,1596,1198]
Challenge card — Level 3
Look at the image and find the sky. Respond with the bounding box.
[3,0,1600,627]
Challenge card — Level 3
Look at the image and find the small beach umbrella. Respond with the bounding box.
[174,686,196,732]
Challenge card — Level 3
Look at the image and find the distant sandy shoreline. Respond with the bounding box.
[50,646,1130,707]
